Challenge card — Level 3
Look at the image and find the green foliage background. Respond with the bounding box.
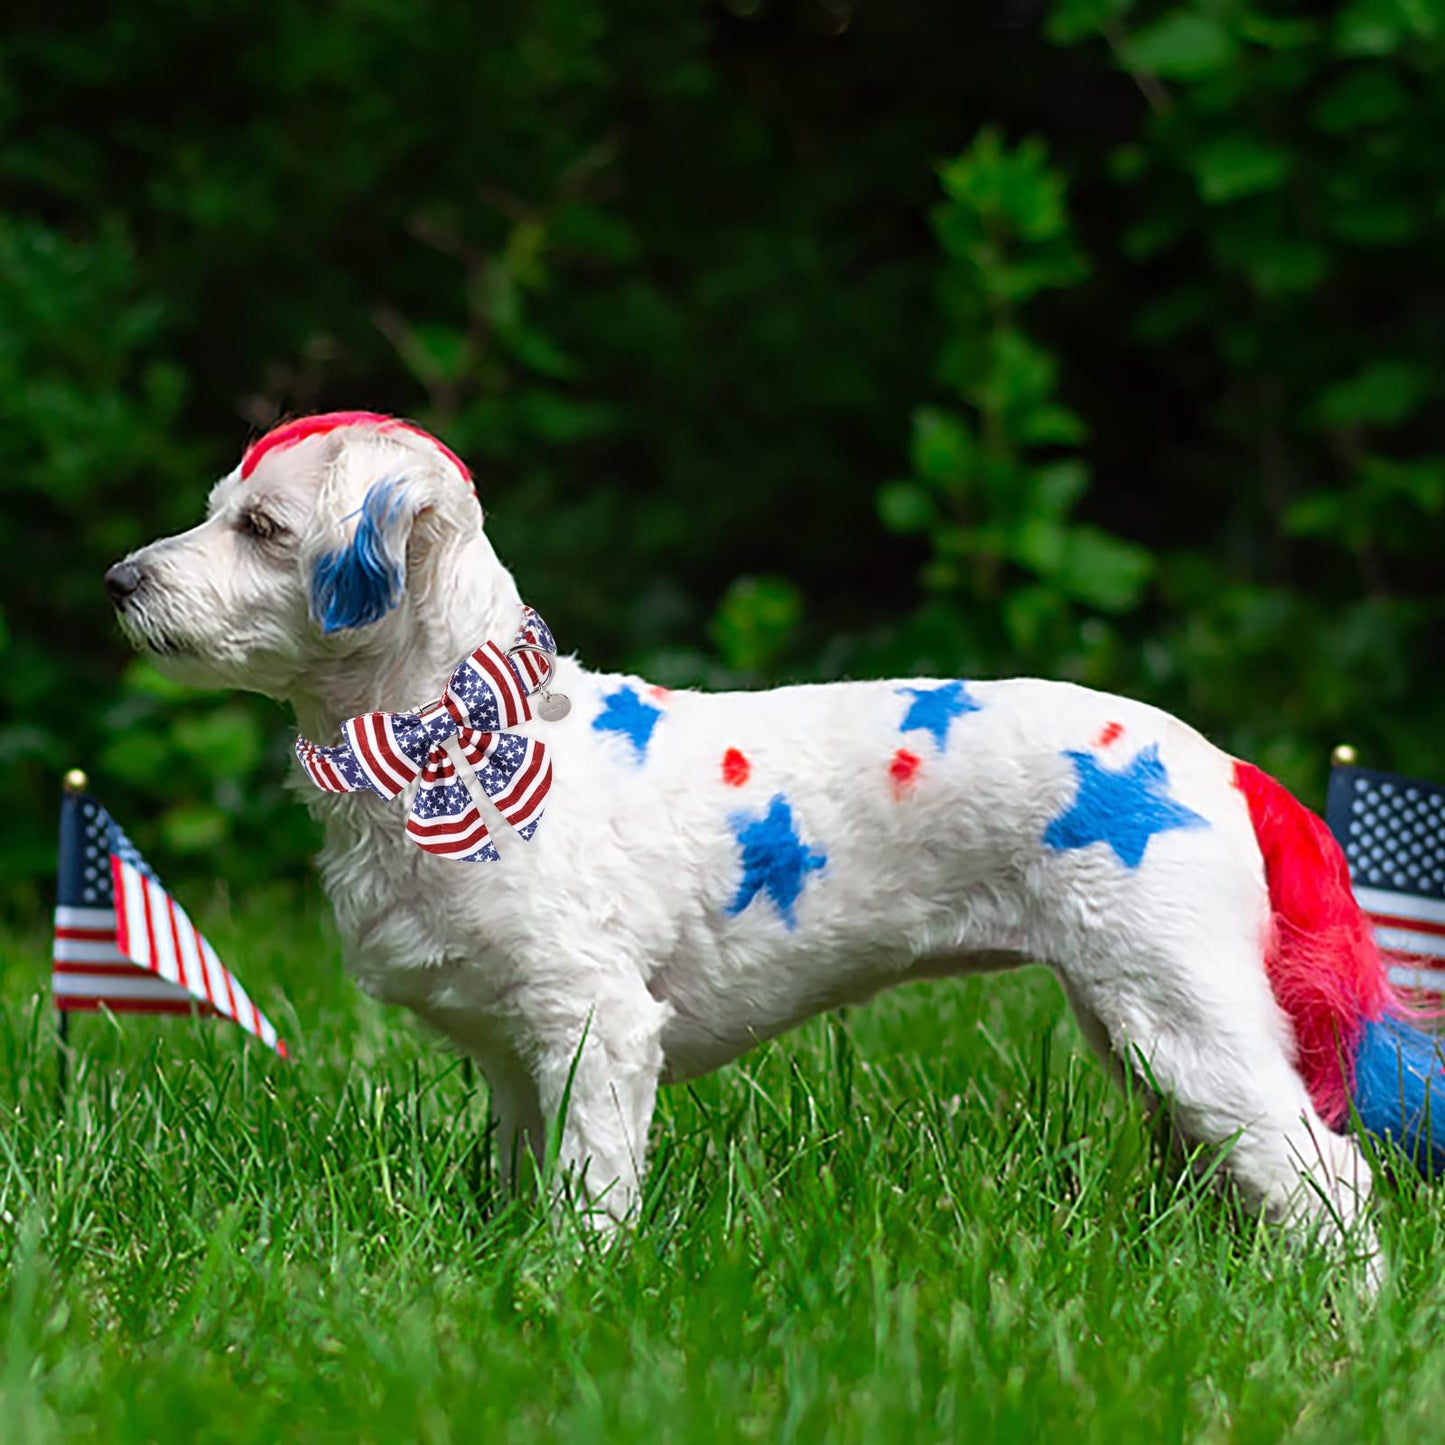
[3,0,1443,914]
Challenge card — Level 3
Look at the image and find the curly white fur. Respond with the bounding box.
[109,417,1379,1280]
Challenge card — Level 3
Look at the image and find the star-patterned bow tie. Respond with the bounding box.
[295,607,564,863]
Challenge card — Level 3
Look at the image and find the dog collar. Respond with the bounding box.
[295,606,567,863]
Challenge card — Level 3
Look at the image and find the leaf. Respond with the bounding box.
[1123,212,1186,259]
[161,803,230,855]
[1014,513,1068,574]
[1314,360,1430,429]
[173,707,266,779]
[552,203,640,264]
[937,130,1071,243]
[513,390,622,444]
[1238,14,1320,48]
[1056,526,1154,612]
[1033,459,1091,516]
[1324,185,1419,245]
[1359,456,1445,512]
[502,326,579,381]
[1332,0,1434,55]
[1045,0,1136,45]
[909,407,974,487]
[877,481,936,534]
[981,330,1059,421]
[1109,145,1148,183]
[1003,584,1067,654]
[1190,136,1291,204]
[709,576,803,674]
[1017,404,1087,447]
[1312,67,1408,131]
[98,730,171,787]
[120,656,207,702]
[1230,236,1330,295]
[1121,13,1237,80]
[394,321,470,386]
[1134,286,1210,342]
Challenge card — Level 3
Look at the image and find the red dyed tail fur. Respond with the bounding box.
[1233,761,1392,1127]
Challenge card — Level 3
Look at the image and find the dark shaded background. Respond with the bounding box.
[4,0,1442,914]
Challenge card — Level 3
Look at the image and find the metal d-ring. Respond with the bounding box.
[505,641,557,693]
[506,641,572,722]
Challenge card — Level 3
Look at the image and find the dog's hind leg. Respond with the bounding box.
[1063,942,1381,1291]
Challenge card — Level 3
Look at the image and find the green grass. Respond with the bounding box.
[5,888,1445,1443]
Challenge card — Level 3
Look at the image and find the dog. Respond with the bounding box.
[105,410,1440,1286]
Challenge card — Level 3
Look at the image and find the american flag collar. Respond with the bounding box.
[294,605,565,863]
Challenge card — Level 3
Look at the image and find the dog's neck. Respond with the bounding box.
[287,531,527,741]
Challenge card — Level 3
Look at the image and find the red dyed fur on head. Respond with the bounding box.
[241,412,472,487]
[1233,761,1394,1127]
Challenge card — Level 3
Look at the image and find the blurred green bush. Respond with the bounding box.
[3,0,1442,918]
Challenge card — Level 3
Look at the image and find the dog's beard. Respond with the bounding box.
[115,599,198,659]
[113,593,305,696]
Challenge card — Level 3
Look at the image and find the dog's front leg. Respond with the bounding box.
[478,1052,546,1193]
[528,973,669,1231]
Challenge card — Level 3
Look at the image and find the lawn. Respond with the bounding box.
[3,887,1444,1443]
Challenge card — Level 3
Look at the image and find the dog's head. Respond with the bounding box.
[106,412,492,702]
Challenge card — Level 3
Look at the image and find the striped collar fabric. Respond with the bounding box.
[295,607,558,862]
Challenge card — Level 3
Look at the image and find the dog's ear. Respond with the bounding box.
[308,475,415,633]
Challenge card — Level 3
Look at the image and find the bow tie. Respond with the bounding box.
[295,607,566,863]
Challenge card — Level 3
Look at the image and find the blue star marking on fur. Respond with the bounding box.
[727,794,827,931]
[592,685,662,761]
[897,680,981,751]
[1044,743,1208,869]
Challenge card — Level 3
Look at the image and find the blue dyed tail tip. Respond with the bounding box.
[1353,1013,1445,1177]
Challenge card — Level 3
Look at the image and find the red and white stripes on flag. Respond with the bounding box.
[52,789,287,1055]
[1355,887,1445,993]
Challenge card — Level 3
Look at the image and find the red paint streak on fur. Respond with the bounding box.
[650,686,672,701]
[1233,760,1393,1127]
[241,411,472,487]
[889,748,922,797]
[722,749,750,787]
[1096,721,1124,747]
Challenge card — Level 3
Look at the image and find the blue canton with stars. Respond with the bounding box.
[726,795,827,931]
[57,795,159,908]
[1043,743,1208,870]
[592,685,662,762]
[897,681,981,751]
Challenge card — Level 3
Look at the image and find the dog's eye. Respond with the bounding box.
[238,509,283,542]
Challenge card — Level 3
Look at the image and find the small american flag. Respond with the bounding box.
[52,788,287,1055]
[1326,763,1445,994]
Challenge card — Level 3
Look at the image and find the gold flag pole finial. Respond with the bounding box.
[1331,744,1358,768]
[62,768,89,794]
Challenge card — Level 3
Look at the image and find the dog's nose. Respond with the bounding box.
[104,561,145,605]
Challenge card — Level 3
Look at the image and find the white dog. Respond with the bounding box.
[107,410,1420,1280]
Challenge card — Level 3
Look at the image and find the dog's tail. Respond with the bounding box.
[1235,760,1445,1174]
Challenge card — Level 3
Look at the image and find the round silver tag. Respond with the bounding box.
[536,691,572,723]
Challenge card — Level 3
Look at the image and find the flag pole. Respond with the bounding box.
[55,767,89,1107]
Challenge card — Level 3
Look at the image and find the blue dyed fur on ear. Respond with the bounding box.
[1352,1014,1445,1177]
[310,478,411,633]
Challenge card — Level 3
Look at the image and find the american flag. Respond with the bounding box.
[52,788,287,1055]
[1326,763,1445,994]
